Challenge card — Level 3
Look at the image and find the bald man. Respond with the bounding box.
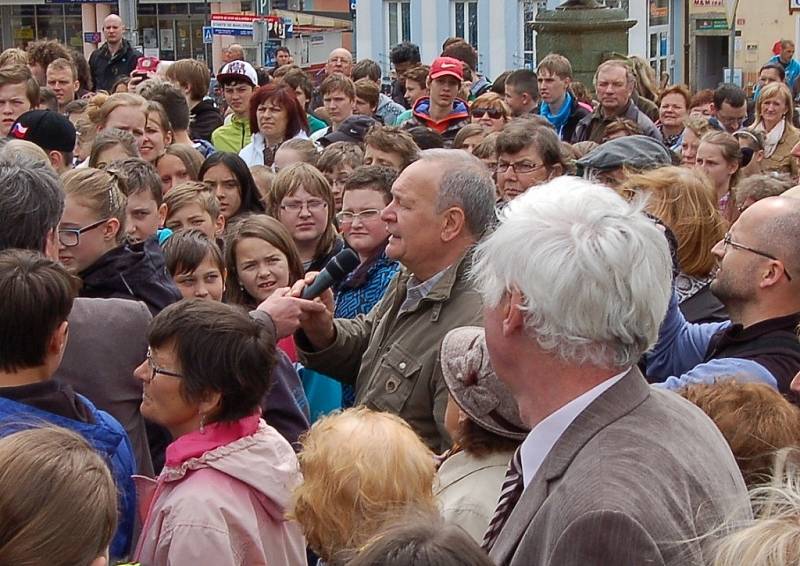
[223,43,245,64]
[89,14,142,92]
[649,196,800,400]
[310,47,354,111]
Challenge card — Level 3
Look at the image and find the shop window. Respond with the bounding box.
[452,1,478,50]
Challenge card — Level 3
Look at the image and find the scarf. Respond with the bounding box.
[540,92,573,138]
[755,118,785,158]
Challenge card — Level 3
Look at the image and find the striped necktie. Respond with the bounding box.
[482,447,524,552]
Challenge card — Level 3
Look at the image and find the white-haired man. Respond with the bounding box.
[281,149,496,452]
[476,177,750,566]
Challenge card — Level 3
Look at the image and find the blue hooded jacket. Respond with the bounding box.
[0,393,136,559]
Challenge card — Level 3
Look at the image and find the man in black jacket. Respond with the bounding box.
[89,14,141,93]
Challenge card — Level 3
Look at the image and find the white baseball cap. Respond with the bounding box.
[217,60,259,87]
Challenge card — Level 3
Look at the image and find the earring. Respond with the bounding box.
[199,414,206,435]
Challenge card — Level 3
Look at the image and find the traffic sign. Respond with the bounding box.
[202,26,213,44]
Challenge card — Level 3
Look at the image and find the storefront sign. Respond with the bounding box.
[791,0,800,13]
[211,13,286,38]
[696,18,729,31]
[693,0,723,5]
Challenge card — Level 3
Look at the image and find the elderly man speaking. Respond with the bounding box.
[475,176,750,566]
[292,149,496,451]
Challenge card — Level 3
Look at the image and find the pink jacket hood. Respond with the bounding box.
[134,417,306,566]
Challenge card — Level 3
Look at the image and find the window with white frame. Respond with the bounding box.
[451,1,478,50]
[519,1,543,70]
[385,1,411,51]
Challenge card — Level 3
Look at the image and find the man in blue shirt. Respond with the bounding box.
[647,196,800,399]
[769,39,800,95]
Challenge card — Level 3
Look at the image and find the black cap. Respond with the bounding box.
[320,115,378,146]
[8,110,76,153]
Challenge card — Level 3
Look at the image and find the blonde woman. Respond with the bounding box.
[0,427,119,566]
[750,82,800,177]
[469,92,511,133]
[87,92,148,150]
[59,168,180,314]
[712,449,800,566]
[680,116,715,167]
[290,407,437,565]
[621,166,728,322]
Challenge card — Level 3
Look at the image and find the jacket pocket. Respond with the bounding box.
[371,342,422,414]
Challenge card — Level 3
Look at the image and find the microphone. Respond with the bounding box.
[301,248,360,299]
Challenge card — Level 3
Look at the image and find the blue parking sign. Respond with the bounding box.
[203,26,213,44]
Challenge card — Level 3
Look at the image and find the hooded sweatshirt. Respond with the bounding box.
[190,99,224,143]
[403,96,470,146]
[134,415,307,566]
[79,237,182,316]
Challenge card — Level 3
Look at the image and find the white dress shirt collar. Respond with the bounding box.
[519,369,629,488]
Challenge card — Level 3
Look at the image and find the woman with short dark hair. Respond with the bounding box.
[240,83,310,167]
[133,300,306,565]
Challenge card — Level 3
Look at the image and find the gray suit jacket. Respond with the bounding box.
[489,368,750,566]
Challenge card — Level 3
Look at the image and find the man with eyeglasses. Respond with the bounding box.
[708,84,749,134]
[572,60,662,144]
[648,196,800,400]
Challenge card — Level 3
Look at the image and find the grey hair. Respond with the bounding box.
[472,175,672,368]
[0,155,64,253]
[419,149,496,237]
[593,59,635,87]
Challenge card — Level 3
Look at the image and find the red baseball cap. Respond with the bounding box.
[429,56,464,81]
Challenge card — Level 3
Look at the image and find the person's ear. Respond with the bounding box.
[158,203,167,227]
[548,164,563,179]
[503,286,525,337]
[103,218,121,242]
[755,149,765,162]
[73,80,80,93]
[88,554,107,566]
[165,130,174,146]
[214,214,226,238]
[43,228,59,261]
[47,150,62,171]
[440,206,466,242]
[49,321,69,357]
[198,391,222,420]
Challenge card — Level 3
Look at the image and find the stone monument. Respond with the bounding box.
[531,0,635,87]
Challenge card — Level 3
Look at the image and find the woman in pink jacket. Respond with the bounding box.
[132,299,307,566]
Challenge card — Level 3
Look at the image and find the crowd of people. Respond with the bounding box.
[2,12,800,566]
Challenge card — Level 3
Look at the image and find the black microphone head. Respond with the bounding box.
[326,248,360,279]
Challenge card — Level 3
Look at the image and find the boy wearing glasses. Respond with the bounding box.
[402,57,470,148]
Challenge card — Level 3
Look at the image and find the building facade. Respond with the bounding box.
[354,0,683,85]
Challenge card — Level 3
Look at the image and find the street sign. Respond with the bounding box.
[210,13,286,38]
[791,0,800,13]
[83,32,102,44]
[202,26,213,44]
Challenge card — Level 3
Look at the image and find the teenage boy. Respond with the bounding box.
[311,74,357,142]
[211,60,258,153]
[164,59,223,142]
[282,68,328,134]
[536,53,589,141]
[163,181,226,241]
[0,248,136,559]
[401,56,470,147]
[45,57,79,112]
[9,109,75,173]
[107,158,168,244]
[0,64,39,137]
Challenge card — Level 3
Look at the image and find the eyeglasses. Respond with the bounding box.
[472,107,504,119]
[495,160,545,175]
[722,233,793,281]
[145,348,184,382]
[280,199,327,214]
[58,218,109,248]
[336,209,382,224]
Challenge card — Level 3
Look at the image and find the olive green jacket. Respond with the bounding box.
[297,249,482,452]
